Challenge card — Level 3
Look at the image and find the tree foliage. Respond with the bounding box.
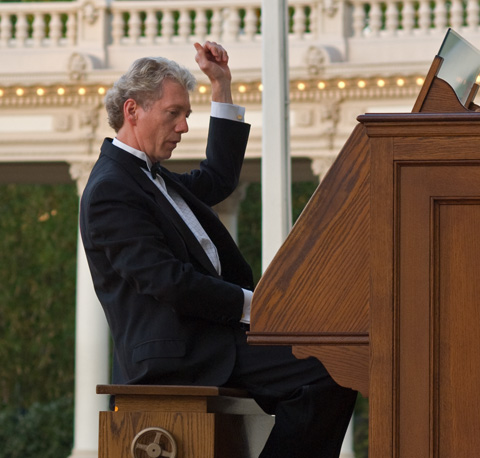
[0,179,367,456]
[238,181,319,284]
[0,183,78,410]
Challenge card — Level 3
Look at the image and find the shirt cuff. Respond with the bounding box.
[240,289,253,324]
[211,101,245,123]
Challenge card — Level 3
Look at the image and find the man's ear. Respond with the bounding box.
[124,99,138,125]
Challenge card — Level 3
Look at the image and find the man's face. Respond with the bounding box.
[134,79,192,163]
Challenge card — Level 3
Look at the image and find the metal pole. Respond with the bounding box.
[261,0,292,272]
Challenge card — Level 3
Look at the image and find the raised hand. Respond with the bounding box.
[194,41,233,104]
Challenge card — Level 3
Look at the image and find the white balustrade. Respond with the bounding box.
[348,0,479,39]
[0,1,315,48]
[0,2,76,48]
[0,0,479,52]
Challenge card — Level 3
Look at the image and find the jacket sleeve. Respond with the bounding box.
[80,173,246,327]
[177,117,251,206]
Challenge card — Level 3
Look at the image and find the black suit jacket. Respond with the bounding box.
[80,117,253,386]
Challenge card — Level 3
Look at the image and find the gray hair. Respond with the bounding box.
[105,56,197,132]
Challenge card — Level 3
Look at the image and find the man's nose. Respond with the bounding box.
[176,117,189,133]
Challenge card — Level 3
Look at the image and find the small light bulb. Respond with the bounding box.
[57,87,65,95]
[16,88,24,96]
[317,81,326,90]
[358,80,366,88]
[78,87,86,95]
[338,81,346,89]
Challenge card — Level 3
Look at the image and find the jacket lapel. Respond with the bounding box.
[100,140,220,277]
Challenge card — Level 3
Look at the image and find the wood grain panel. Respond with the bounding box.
[293,345,369,396]
[434,202,480,457]
[397,164,480,458]
[99,411,215,458]
[250,123,370,339]
[369,136,395,458]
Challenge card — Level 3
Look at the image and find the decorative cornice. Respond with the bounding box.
[0,73,426,109]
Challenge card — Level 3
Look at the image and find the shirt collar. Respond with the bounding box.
[112,137,153,170]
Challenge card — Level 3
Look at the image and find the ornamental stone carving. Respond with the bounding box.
[68,52,92,81]
[306,46,328,76]
[322,0,339,17]
[81,0,99,25]
[318,101,341,150]
[79,107,99,131]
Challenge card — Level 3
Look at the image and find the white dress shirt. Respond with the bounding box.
[113,102,251,323]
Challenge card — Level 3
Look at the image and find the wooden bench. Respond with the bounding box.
[96,384,274,458]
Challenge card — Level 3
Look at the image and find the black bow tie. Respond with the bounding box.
[150,162,162,179]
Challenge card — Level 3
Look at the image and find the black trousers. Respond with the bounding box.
[225,327,358,458]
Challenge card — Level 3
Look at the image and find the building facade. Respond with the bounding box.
[2,0,480,456]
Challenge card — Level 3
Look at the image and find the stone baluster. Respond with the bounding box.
[401,1,416,35]
[178,8,191,42]
[450,0,464,30]
[50,12,62,46]
[385,1,398,36]
[145,9,158,44]
[224,7,240,41]
[67,11,77,46]
[15,13,28,47]
[1,13,12,46]
[111,10,123,45]
[162,9,175,42]
[244,7,258,40]
[293,5,306,39]
[129,10,142,44]
[434,0,448,31]
[418,0,432,33]
[352,1,366,37]
[210,8,223,41]
[309,3,317,37]
[195,8,208,43]
[368,1,382,36]
[33,12,45,47]
[466,0,480,29]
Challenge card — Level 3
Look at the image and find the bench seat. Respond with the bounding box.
[96,384,274,458]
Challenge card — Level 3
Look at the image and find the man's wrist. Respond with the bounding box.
[210,80,233,104]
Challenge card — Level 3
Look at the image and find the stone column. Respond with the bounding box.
[213,183,248,242]
[311,156,336,183]
[68,162,110,458]
[311,156,356,458]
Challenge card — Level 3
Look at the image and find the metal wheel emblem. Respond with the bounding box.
[131,427,177,458]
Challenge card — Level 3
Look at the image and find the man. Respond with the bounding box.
[80,41,357,458]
